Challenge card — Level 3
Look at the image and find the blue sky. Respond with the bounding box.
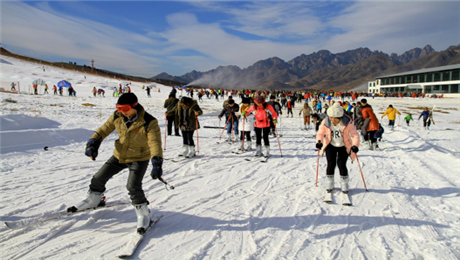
[2,1,459,77]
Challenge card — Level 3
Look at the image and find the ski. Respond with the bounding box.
[4,197,129,230]
[117,215,163,259]
[172,155,204,162]
[324,191,333,203]
[341,192,352,206]
[260,155,271,163]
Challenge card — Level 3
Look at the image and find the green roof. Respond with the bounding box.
[377,64,460,79]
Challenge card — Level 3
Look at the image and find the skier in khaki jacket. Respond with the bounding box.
[68,93,163,234]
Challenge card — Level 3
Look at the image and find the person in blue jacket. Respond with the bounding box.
[418,107,433,130]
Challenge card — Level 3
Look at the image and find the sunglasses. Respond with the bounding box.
[116,101,138,112]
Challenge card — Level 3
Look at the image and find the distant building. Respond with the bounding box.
[368,64,460,97]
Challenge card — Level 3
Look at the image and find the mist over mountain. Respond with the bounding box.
[151,44,460,91]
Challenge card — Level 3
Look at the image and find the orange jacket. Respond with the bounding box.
[361,105,379,131]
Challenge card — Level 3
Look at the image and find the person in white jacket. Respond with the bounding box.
[235,97,254,152]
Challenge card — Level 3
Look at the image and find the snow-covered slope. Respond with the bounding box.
[1,55,459,259]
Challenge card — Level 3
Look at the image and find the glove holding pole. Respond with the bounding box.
[85,138,101,161]
[150,156,163,180]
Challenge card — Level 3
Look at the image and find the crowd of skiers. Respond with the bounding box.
[68,85,437,234]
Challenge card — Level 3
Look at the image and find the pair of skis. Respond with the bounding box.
[4,197,163,259]
[245,155,270,163]
[324,190,352,206]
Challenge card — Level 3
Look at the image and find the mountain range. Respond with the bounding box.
[152,44,460,91]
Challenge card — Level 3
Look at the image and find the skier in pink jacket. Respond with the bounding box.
[243,95,278,157]
[316,103,360,194]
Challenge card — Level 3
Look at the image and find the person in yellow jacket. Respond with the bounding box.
[381,104,401,130]
[69,93,163,234]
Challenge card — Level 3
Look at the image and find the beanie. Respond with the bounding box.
[117,93,138,106]
[241,97,250,104]
[327,103,344,118]
[255,95,265,104]
[228,99,235,104]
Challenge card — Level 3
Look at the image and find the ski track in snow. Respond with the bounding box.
[1,54,460,259]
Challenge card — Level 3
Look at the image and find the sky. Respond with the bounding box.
[1,1,459,78]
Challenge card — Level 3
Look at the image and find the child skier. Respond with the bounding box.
[243,95,278,157]
[235,97,254,152]
[316,103,360,195]
[169,97,203,157]
[381,104,401,130]
[404,113,413,126]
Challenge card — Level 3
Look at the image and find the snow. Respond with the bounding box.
[1,54,460,260]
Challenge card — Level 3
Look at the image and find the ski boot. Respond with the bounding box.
[340,176,349,194]
[67,190,104,213]
[255,145,264,157]
[326,175,334,193]
[186,145,196,158]
[180,145,189,156]
[134,202,151,234]
[246,141,253,151]
[264,145,270,157]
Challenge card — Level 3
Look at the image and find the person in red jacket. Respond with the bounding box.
[360,99,379,150]
[243,95,278,157]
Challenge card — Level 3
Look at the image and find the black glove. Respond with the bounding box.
[351,145,359,153]
[85,139,101,160]
[150,156,163,179]
[316,141,323,150]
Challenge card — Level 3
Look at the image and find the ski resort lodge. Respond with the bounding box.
[368,64,460,97]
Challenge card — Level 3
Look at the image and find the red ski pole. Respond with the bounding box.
[355,154,368,191]
[315,149,320,187]
[164,117,167,151]
[219,116,232,140]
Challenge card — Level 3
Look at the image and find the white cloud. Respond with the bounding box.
[1,2,163,76]
[160,12,316,71]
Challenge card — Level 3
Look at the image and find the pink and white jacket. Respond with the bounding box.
[316,115,360,162]
[245,103,278,128]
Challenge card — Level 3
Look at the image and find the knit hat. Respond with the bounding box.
[254,95,265,104]
[117,93,138,107]
[327,103,344,118]
[228,99,235,104]
[241,97,250,104]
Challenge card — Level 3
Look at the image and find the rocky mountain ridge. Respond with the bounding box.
[152,44,460,91]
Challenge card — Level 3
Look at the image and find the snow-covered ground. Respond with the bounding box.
[1,55,460,260]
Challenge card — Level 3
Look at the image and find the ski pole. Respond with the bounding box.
[274,123,283,157]
[315,149,320,187]
[158,177,175,190]
[355,154,368,191]
[219,115,232,140]
[44,146,81,155]
[164,117,167,151]
[196,117,200,154]
[231,115,235,144]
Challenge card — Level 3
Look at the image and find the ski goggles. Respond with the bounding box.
[116,102,138,112]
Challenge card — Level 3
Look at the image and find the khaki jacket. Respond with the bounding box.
[164,97,179,116]
[90,105,163,163]
[172,100,203,131]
